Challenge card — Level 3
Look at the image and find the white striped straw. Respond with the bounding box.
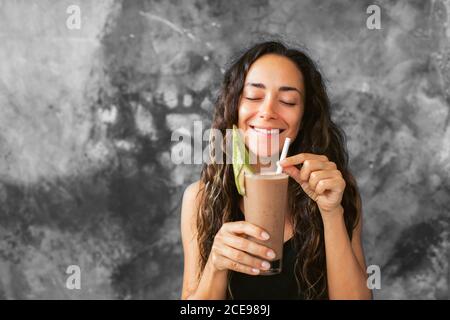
[276,137,291,174]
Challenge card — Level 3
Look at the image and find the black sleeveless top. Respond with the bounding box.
[227,209,303,300]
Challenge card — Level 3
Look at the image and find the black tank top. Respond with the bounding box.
[227,209,303,300]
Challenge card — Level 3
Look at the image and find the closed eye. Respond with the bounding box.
[245,97,296,106]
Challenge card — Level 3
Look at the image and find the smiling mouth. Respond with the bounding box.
[249,125,286,135]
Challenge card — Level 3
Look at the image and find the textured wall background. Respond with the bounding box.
[0,0,449,299]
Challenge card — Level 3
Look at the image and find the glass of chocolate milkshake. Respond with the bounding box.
[243,171,289,275]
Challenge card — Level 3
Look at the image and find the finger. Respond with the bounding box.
[299,160,337,181]
[218,254,261,275]
[223,221,270,241]
[282,165,322,200]
[214,243,271,271]
[282,165,302,184]
[308,170,341,191]
[315,177,346,195]
[280,153,328,167]
[224,233,276,260]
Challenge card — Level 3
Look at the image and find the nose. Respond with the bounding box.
[259,95,278,120]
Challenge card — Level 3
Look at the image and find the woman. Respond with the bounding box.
[180,41,372,300]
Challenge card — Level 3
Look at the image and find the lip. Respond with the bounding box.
[248,125,286,136]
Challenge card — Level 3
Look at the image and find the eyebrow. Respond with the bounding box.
[245,82,303,96]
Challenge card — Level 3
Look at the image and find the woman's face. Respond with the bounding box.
[238,54,305,158]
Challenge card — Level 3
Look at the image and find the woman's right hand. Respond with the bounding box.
[210,221,276,275]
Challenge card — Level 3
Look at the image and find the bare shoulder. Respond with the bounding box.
[181,180,205,299]
[182,180,204,212]
[181,180,204,235]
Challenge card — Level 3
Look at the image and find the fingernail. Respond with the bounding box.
[261,232,270,240]
[252,268,260,274]
[267,250,276,259]
[261,261,271,269]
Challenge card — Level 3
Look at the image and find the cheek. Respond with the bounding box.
[238,103,254,127]
[284,109,303,139]
[285,108,303,133]
[294,110,303,128]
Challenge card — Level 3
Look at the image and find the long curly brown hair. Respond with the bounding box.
[195,41,360,299]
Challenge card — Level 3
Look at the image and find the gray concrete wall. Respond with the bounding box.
[0,0,448,299]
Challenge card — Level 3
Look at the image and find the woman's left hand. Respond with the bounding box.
[279,153,346,215]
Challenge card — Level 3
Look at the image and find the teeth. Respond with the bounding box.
[253,127,282,134]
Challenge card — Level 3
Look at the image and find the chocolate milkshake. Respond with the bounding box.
[243,172,289,275]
